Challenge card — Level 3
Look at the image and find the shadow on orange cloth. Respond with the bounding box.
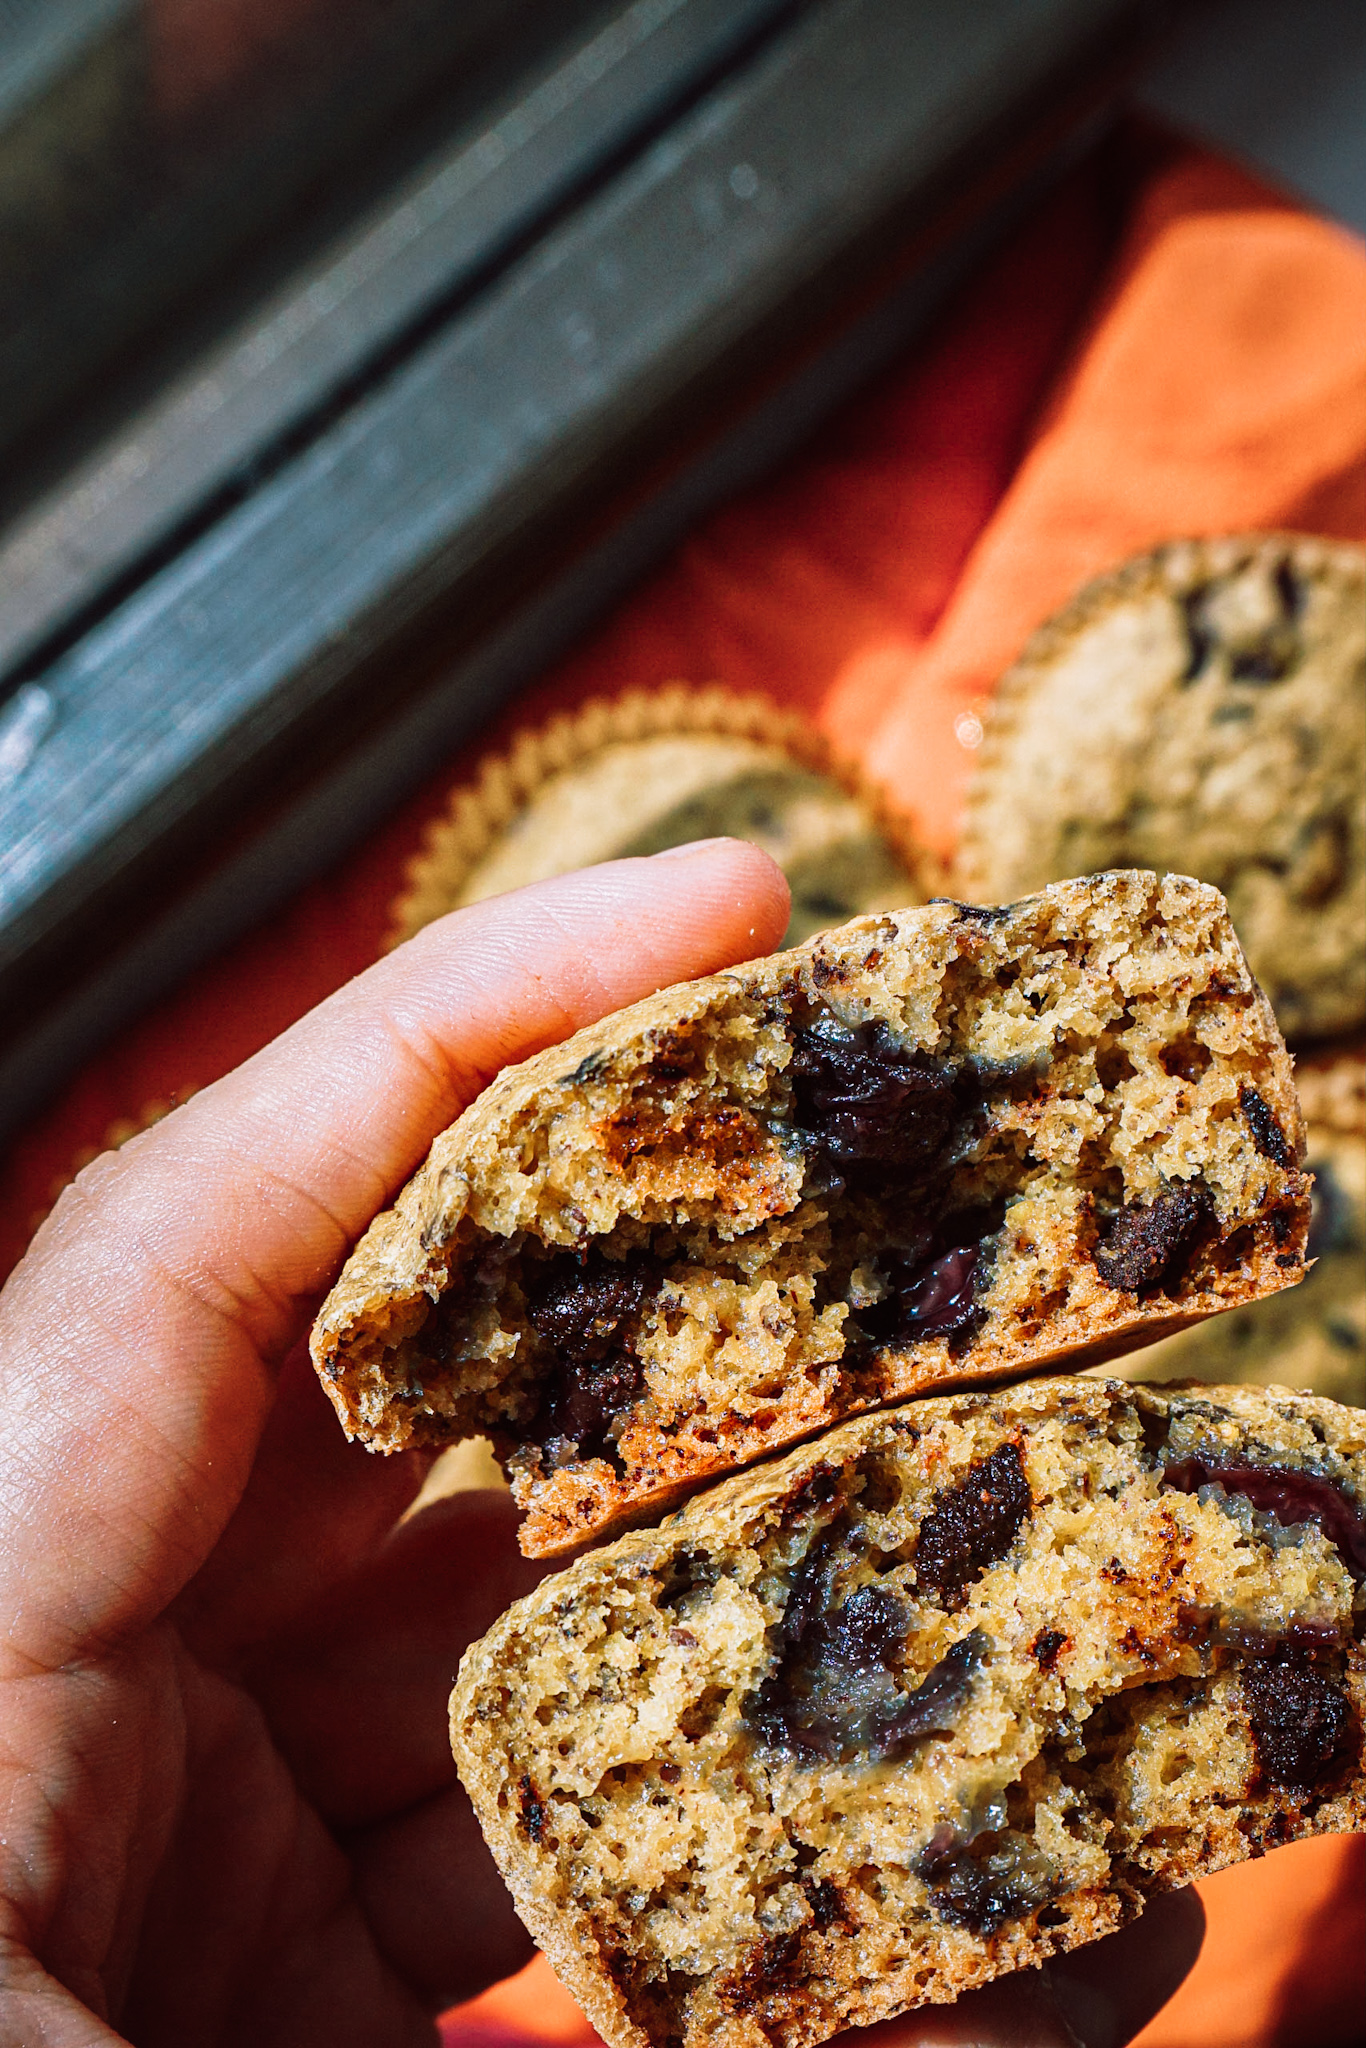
[1,129,1364,2048]
[866,153,1366,858]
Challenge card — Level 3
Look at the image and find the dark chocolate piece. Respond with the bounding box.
[1274,558,1304,618]
[789,1023,960,1181]
[898,1245,981,1337]
[1238,1085,1293,1168]
[1242,1643,1355,1795]
[918,1828,1053,1934]
[802,1878,844,1928]
[914,1443,1031,1610]
[1029,1628,1067,1673]
[1162,1459,1366,1578]
[854,1240,987,1353]
[1092,1185,1212,1293]
[519,1774,548,1844]
[528,1253,652,1466]
[747,1518,986,1763]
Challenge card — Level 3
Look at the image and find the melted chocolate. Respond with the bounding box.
[914,1443,1031,1609]
[1242,1643,1355,1795]
[1239,1085,1293,1168]
[899,1246,982,1336]
[1162,1458,1366,1578]
[747,1519,985,1763]
[918,1829,1052,1934]
[1092,1185,1212,1293]
[854,1240,987,1354]
[789,1024,960,1181]
[528,1254,652,1466]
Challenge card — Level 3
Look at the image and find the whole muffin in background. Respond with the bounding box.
[390,686,928,953]
[956,534,1365,1042]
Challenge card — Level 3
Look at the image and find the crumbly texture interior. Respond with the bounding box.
[956,534,1366,1041]
[312,873,1309,1555]
[451,1379,1366,2048]
[1108,1108,1364,1410]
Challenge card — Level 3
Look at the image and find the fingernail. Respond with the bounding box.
[649,837,737,860]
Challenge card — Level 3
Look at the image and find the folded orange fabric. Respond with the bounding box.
[866,152,1366,858]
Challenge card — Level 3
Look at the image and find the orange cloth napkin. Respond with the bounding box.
[2,130,1363,2048]
[866,152,1366,857]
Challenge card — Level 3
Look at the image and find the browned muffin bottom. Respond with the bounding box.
[451,1379,1366,2048]
[312,873,1309,1556]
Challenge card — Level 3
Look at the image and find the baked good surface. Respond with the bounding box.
[313,872,1309,1555]
[450,1377,1366,2048]
[955,534,1366,1041]
[389,686,927,952]
[1110,1045,1365,1410]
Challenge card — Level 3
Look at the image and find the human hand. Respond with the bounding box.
[0,840,1202,2046]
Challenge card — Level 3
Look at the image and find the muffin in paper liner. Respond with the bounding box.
[388,685,933,951]
[954,533,1365,1043]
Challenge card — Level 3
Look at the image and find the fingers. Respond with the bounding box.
[170,1342,437,1672]
[349,1780,535,2013]
[1044,1890,1206,2048]
[241,1489,540,1827]
[0,843,789,1671]
[843,1890,1206,2048]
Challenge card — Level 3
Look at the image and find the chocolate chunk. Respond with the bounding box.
[901,1245,981,1336]
[1274,558,1304,617]
[914,1443,1031,1609]
[928,899,1013,926]
[1230,641,1296,683]
[1162,1458,1366,1578]
[918,1829,1051,1934]
[519,1773,548,1844]
[1029,1628,1067,1673]
[789,1024,960,1181]
[1238,1085,1293,1167]
[1092,1185,1212,1293]
[853,1233,993,1357]
[802,1878,844,1929]
[528,1253,652,1466]
[747,1518,986,1763]
[885,1631,988,1741]
[528,1255,650,1363]
[1242,1643,1355,1795]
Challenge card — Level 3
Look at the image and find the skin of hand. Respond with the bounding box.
[0,839,1202,2048]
